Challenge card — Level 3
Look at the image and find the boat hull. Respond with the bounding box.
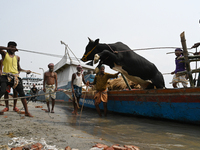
[80,88,200,124]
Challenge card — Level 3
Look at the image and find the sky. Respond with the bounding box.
[0,0,200,88]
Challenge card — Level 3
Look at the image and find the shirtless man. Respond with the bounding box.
[0,41,32,117]
[43,63,57,113]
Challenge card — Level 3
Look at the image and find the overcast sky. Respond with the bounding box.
[0,0,200,88]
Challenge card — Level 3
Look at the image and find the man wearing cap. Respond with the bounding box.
[0,41,33,117]
[71,65,89,115]
[90,65,120,117]
[171,48,188,88]
[43,63,57,113]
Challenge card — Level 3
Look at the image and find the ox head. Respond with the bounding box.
[81,38,99,62]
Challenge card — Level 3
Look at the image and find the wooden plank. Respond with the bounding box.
[178,55,200,60]
[180,32,194,87]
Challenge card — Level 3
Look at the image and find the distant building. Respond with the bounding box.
[22,75,43,95]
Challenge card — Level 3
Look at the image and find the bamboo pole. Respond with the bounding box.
[180,32,194,87]
[121,73,132,90]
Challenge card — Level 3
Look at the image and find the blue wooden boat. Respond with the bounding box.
[79,87,200,124]
[58,34,200,124]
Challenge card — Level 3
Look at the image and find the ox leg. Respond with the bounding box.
[94,54,100,64]
[94,50,120,66]
[151,72,165,89]
[94,61,103,74]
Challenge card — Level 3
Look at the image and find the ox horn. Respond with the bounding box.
[88,37,93,42]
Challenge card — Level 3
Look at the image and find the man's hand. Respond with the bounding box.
[86,81,90,86]
[43,88,46,92]
[55,87,57,91]
[72,89,75,93]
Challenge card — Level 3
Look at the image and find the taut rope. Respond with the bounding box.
[0,90,66,102]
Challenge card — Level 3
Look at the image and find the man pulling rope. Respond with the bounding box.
[0,41,33,117]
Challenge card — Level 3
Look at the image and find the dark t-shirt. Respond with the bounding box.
[31,87,38,94]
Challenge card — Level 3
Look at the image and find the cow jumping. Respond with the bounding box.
[81,38,165,89]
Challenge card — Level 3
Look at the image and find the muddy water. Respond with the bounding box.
[59,102,200,150]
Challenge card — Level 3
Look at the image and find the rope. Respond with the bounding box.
[79,46,194,62]
[132,47,192,51]
[18,49,63,58]
[106,44,118,53]
[0,90,65,102]
[0,89,68,118]
[102,45,188,55]
[115,47,193,53]
[16,46,194,62]
[66,45,81,63]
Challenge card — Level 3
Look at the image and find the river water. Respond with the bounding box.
[58,102,200,150]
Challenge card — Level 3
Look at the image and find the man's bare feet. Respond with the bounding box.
[13,107,20,112]
[45,110,50,113]
[51,110,54,113]
[2,107,9,112]
[25,113,33,117]
[72,111,79,115]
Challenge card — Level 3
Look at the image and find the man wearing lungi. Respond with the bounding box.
[71,65,89,115]
[43,63,57,113]
[171,48,188,88]
[90,65,119,117]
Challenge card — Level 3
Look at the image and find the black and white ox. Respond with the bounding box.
[81,38,165,89]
